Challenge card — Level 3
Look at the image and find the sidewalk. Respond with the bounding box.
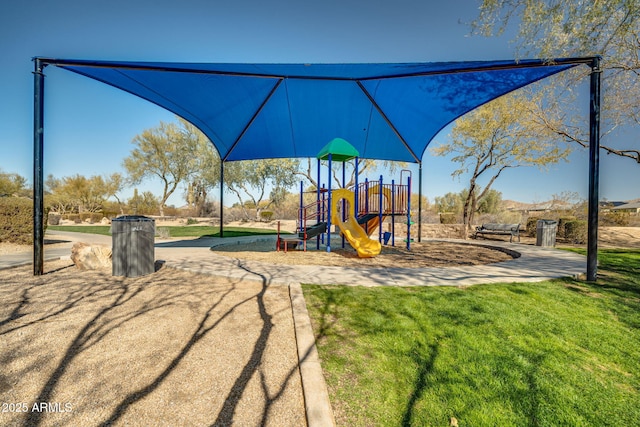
[2,231,587,287]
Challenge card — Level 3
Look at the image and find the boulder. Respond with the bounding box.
[100,217,111,225]
[71,242,112,270]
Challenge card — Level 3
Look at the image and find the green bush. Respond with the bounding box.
[186,217,198,225]
[439,213,457,224]
[564,220,588,244]
[557,217,576,238]
[260,210,274,222]
[0,197,48,244]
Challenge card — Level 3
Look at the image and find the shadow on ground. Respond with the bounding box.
[0,261,306,426]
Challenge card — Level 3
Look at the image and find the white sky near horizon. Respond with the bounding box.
[1,0,638,207]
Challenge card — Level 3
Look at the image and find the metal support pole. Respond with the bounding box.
[587,57,602,282]
[317,158,321,249]
[391,179,396,246]
[378,175,383,244]
[342,161,346,248]
[354,157,359,215]
[219,161,224,238]
[299,181,304,233]
[418,163,423,243]
[33,58,46,276]
[407,175,411,250]
[326,154,332,252]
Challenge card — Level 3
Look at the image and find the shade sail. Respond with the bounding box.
[42,57,592,163]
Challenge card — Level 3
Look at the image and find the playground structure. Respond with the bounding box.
[277,138,411,257]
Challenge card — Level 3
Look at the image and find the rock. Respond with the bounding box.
[100,217,111,225]
[71,242,112,270]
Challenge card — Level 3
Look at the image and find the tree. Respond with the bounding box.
[434,192,465,214]
[433,189,501,216]
[181,119,221,216]
[124,118,220,216]
[431,91,571,232]
[0,170,28,197]
[124,119,206,216]
[127,189,159,215]
[224,159,300,220]
[45,174,109,213]
[472,0,640,163]
[477,189,503,214]
[103,173,126,215]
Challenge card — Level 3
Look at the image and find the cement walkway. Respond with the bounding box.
[2,231,587,427]
[4,231,587,287]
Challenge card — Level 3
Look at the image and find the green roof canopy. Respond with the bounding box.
[317,137,360,162]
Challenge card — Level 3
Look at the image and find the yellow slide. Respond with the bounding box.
[331,188,382,258]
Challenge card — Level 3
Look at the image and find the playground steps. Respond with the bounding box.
[297,222,327,240]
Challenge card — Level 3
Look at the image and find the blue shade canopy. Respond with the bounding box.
[42,58,592,163]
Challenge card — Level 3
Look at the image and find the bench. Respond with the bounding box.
[474,223,521,243]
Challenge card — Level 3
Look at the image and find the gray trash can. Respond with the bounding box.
[112,215,155,277]
[536,219,558,247]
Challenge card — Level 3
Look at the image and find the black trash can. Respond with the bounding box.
[112,215,155,277]
[536,219,558,247]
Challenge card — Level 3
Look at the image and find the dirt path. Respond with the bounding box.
[0,261,306,427]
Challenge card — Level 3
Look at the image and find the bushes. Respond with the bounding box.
[0,197,48,245]
[564,220,588,244]
[259,210,274,222]
[48,213,61,225]
[600,211,630,226]
[525,217,539,237]
[439,213,458,224]
[557,217,576,238]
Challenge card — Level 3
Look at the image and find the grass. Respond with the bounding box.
[303,249,640,426]
[48,225,284,238]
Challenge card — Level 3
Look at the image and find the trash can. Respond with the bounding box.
[112,215,155,277]
[536,219,557,247]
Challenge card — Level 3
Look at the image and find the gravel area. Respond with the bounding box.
[212,240,516,268]
[0,260,306,427]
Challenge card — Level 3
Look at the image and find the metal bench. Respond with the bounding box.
[474,223,521,243]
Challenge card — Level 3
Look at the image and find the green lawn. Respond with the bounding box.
[303,249,640,426]
[47,225,284,238]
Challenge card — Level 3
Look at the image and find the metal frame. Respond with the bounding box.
[32,56,602,280]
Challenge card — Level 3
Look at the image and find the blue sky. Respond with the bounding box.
[1,0,638,207]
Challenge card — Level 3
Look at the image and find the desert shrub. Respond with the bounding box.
[439,213,457,224]
[78,212,103,223]
[64,213,81,224]
[155,227,170,239]
[525,217,539,237]
[564,220,588,244]
[600,211,630,226]
[102,211,119,220]
[186,217,198,225]
[557,217,576,238]
[48,213,61,225]
[260,211,274,222]
[0,197,48,244]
